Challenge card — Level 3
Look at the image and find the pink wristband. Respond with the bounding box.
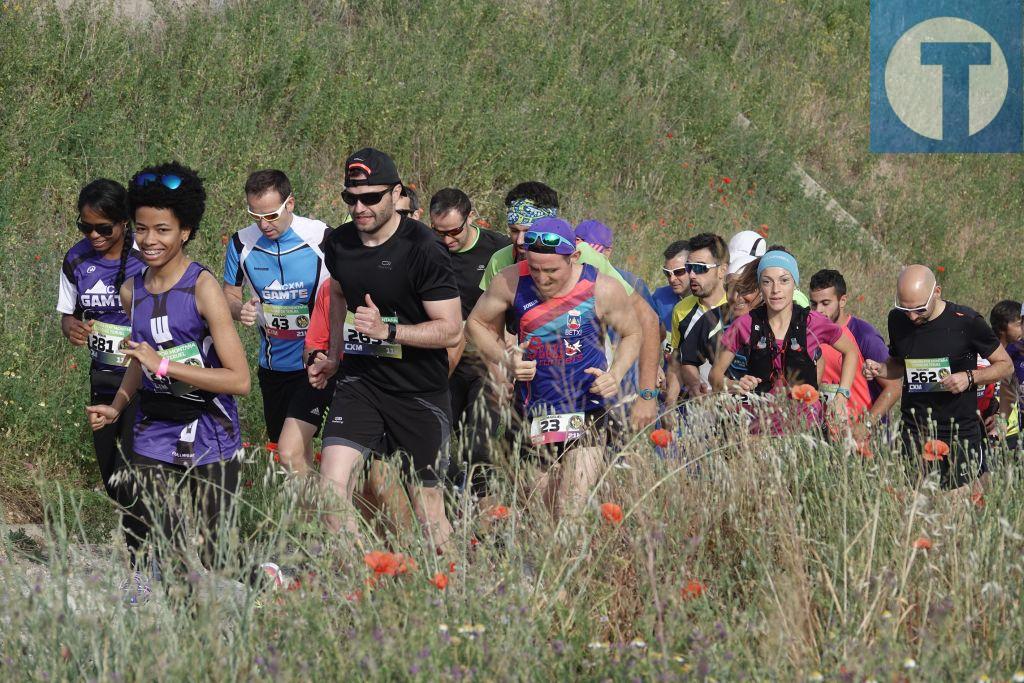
[156,357,170,378]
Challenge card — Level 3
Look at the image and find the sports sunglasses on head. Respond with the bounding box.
[134,173,183,190]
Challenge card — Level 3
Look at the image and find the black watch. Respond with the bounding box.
[306,349,327,367]
[386,322,398,343]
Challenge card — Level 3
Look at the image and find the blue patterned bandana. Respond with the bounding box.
[506,199,557,227]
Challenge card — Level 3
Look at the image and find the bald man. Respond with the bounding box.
[864,265,1012,490]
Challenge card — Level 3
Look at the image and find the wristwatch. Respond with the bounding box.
[834,386,851,399]
[638,388,660,400]
[386,322,398,343]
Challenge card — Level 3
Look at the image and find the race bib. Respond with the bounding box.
[263,303,309,340]
[905,357,951,393]
[143,341,205,397]
[88,321,131,366]
[342,311,402,359]
[530,412,586,446]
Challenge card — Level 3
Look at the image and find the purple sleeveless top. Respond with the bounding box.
[131,262,241,465]
[512,261,608,415]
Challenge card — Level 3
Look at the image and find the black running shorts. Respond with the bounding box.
[322,377,451,486]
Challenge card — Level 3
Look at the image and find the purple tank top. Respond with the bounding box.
[131,262,241,465]
[512,261,607,415]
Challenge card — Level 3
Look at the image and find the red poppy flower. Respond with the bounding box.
[489,505,510,520]
[448,562,457,574]
[407,183,417,190]
[476,219,491,229]
[790,384,820,404]
[722,177,732,184]
[600,502,623,524]
[681,579,706,600]
[243,479,254,489]
[241,441,252,448]
[912,537,932,550]
[364,551,400,576]
[35,255,41,261]
[273,453,280,463]
[936,266,945,273]
[314,451,322,463]
[430,572,448,590]
[666,132,674,139]
[923,439,949,462]
[266,442,278,452]
[971,491,985,509]
[758,224,769,238]
[659,218,666,227]
[70,363,77,370]
[650,428,673,448]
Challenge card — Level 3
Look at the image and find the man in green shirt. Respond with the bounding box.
[477,182,661,430]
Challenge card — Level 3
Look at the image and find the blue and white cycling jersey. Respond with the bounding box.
[223,215,331,372]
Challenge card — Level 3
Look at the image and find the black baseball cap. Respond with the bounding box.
[344,148,401,187]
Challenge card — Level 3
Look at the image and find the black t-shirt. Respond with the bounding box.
[323,216,460,395]
[888,301,999,441]
[679,306,747,380]
[450,227,512,319]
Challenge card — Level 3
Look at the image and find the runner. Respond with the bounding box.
[396,184,423,221]
[428,187,511,496]
[478,182,661,429]
[222,170,332,460]
[665,233,730,402]
[809,269,902,421]
[726,230,767,277]
[314,148,462,550]
[986,300,1021,450]
[467,217,641,518]
[678,261,761,391]
[58,179,145,500]
[863,265,1012,490]
[574,219,656,395]
[1002,302,1024,451]
[651,239,690,335]
[85,163,249,596]
[710,250,859,434]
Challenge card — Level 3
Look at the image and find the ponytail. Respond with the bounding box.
[114,226,133,292]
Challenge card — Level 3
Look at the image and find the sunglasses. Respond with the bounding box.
[432,216,468,238]
[397,209,412,217]
[662,266,688,278]
[894,288,935,316]
[523,231,575,249]
[247,195,292,223]
[134,173,183,190]
[685,262,720,275]
[76,219,119,237]
[341,187,393,207]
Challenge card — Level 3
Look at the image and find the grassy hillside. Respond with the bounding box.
[1,0,1023,678]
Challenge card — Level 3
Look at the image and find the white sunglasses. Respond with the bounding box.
[894,287,935,315]
[247,195,292,222]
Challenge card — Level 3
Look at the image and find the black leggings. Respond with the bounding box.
[90,380,137,502]
[120,453,240,575]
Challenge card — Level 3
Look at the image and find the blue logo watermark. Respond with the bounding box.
[871,0,1022,153]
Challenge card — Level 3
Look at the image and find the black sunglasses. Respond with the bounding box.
[341,188,393,207]
[77,219,118,237]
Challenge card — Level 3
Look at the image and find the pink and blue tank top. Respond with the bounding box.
[513,261,608,415]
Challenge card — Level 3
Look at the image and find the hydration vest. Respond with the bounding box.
[744,305,818,394]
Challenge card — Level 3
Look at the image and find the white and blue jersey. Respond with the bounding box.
[223,216,331,372]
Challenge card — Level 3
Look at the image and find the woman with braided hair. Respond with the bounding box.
[58,179,146,500]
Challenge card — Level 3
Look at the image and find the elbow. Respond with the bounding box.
[235,371,252,397]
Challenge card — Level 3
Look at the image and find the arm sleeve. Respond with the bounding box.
[57,256,77,315]
[223,234,243,286]
[414,240,461,302]
[969,313,1001,358]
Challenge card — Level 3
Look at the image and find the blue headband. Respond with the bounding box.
[756,250,800,285]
